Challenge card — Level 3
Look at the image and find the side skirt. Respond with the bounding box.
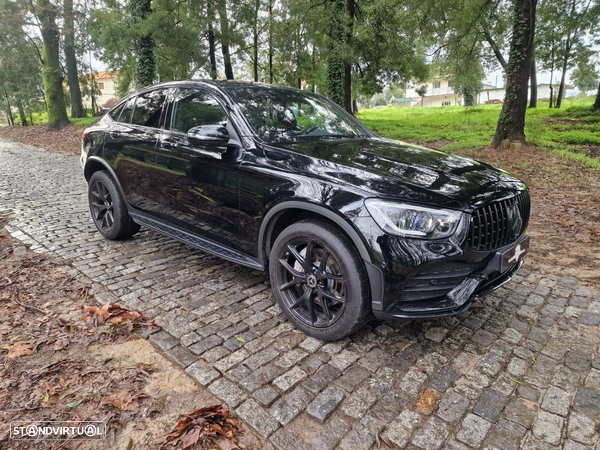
[130,212,264,271]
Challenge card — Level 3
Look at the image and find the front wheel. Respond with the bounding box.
[269,219,372,340]
[88,170,140,240]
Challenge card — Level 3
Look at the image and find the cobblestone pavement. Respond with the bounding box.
[2,138,600,450]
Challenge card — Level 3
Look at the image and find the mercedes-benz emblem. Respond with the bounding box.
[508,203,523,237]
[306,275,317,289]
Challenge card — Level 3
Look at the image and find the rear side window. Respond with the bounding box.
[171,89,227,134]
[131,90,167,128]
[119,98,135,124]
[109,103,125,121]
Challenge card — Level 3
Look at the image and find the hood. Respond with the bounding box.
[272,137,526,209]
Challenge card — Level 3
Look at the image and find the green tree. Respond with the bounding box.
[491,0,538,147]
[128,0,155,88]
[64,0,85,118]
[571,59,599,92]
[36,0,70,129]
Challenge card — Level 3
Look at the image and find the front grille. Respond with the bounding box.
[399,261,485,302]
[468,190,530,251]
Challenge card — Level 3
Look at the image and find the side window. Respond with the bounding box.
[171,89,227,134]
[131,89,167,128]
[119,97,135,124]
[109,103,125,121]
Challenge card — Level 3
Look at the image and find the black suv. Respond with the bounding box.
[81,80,530,340]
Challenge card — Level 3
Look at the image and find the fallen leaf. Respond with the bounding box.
[3,342,34,358]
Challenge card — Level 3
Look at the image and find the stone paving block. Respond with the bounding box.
[298,414,352,450]
[372,389,411,421]
[341,387,378,419]
[567,412,595,446]
[457,413,492,447]
[333,365,371,393]
[213,348,250,372]
[299,352,330,374]
[430,366,462,392]
[306,386,345,422]
[398,368,428,395]
[383,410,422,448]
[533,411,564,446]
[302,364,342,395]
[573,387,600,418]
[436,391,470,423]
[245,346,281,370]
[298,336,323,353]
[208,378,247,408]
[329,349,360,371]
[236,398,280,438]
[541,386,571,416]
[149,330,179,351]
[338,415,380,450]
[411,416,449,450]
[274,348,308,370]
[185,360,220,386]
[272,366,308,392]
[188,334,223,355]
[473,389,509,422]
[239,364,284,392]
[253,385,280,407]
[270,428,311,450]
[165,345,197,368]
[270,387,312,425]
[503,397,538,429]
[484,418,527,450]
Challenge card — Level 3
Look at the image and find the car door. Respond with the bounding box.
[103,89,168,216]
[154,87,249,254]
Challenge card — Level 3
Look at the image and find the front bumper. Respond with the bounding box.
[373,258,523,320]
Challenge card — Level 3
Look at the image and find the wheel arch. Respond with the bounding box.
[84,156,128,203]
[258,201,384,310]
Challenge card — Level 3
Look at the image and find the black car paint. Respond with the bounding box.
[82,80,529,320]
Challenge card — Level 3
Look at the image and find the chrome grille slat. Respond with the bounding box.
[467,191,530,251]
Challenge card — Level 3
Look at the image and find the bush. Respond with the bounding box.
[103,98,119,108]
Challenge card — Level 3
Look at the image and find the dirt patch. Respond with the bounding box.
[457,144,600,281]
[0,124,82,154]
[0,213,261,450]
[580,145,600,158]
[544,117,590,126]
[425,139,452,149]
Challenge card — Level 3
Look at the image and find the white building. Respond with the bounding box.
[406,76,573,107]
[82,71,120,109]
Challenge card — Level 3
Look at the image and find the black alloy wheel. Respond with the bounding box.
[90,179,115,232]
[88,170,141,240]
[270,219,371,340]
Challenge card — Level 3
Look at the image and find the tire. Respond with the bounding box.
[88,170,140,240]
[269,219,372,340]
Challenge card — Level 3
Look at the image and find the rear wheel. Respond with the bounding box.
[269,219,371,340]
[88,170,140,240]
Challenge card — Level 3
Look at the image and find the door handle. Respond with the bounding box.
[110,131,122,139]
[161,139,179,149]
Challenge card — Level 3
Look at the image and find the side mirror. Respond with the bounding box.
[187,125,229,146]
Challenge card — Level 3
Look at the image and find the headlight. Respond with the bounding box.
[365,199,465,239]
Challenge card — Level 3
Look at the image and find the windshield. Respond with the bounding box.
[226,86,369,144]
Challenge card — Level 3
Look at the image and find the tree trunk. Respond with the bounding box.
[548,66,554,108]
[208,22,218,79]
[268,0,273,83]
[217,0,234,80]
[491,0,537,148]
[352,99,358,114]
[36,0,70,130]
[555,44,570,109]
[17,100,27,126]
[343,0,355,114]
[529,56,537,108]
[130,0,156,88]
[3,91,14,126]
[64,0,85,118]
[481,26,508,71]
[593,81,600,111]
[253,0,260,82]
[326,0,346,107]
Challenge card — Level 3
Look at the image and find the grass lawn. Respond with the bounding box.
[21,110,99,127]
[357,95,600,168]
